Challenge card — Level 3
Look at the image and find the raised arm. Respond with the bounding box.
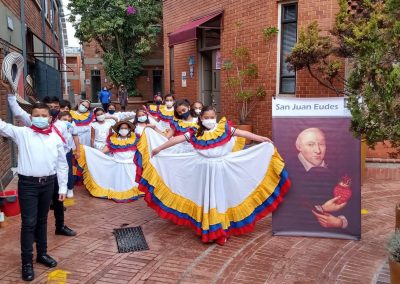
[151,135,186,157]
[0,118,21,142]
[7,95,32,127]
[233,129,272,143]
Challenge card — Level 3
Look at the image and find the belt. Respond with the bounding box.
[18,174,57,184]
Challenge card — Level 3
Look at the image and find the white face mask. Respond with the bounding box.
[137,116,147,123]
[165,101,174,108]
[194,109,202,115]
[119,129,129,137]
[78,104,88,113]
[96,114,105,122]
[202,119,217,130]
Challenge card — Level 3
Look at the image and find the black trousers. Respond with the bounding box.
[18,175,55,264]
[102,103,110,112]
[52,178,64,229]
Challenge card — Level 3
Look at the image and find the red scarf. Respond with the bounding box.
[30,124,66,144]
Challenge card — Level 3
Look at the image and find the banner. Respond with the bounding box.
[272,97,361,240]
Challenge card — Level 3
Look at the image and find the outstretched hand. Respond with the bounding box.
[261,137,273,143]
[151,148,160,157]
[0,79,12,94]
[311,210,343,228]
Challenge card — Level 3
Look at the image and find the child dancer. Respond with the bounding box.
[70,100,94,146]
[106,103,136,125]
[190,101,204,123]
[77,120,142,202]
[147,94,175,133]
[133,107,164,136]
[90,108,116,151]
[135,106,291,245]
[166,99,199,138]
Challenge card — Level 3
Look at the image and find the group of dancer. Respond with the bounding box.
[75,92,291,246]
[0,78,290,281]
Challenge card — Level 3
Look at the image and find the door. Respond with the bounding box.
[153,70,163,95]
[91,70,101,101]
[200,50,220,113]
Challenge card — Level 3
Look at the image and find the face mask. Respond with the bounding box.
[155,100,162,105]
[50,109,59,119]
[96,115,105,122]
[108,110,116,115]
[202,119,217,130]
[137,116,147,123]
[63,121,73,129]
[165,101,174,108]
[119,129,129,137]
[78,105,88,113]
[194,109,202,115]
[32,117,50,129]
[180,111,190,120]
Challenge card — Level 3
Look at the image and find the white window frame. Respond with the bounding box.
[276,0,298,96]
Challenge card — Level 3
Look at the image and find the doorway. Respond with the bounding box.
[153,70,163,96]
[91,69,101,101]
[200,50,220,113]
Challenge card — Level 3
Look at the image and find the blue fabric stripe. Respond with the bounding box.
[190,123,230,147]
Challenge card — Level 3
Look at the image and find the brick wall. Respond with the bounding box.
[163,0,342,137]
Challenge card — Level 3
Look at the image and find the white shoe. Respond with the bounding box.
[67,190,74,198]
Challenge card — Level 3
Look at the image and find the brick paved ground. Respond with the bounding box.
[0,166,398,284]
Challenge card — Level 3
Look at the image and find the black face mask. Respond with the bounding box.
[180,111,190,120]
[155,100,162,105]
[108,110,116,115]
[50,109,60,119]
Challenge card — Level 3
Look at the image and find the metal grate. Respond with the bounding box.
[113,226,149,253]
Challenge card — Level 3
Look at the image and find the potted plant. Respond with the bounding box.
[222,24,278,143]
[387,228,400,283]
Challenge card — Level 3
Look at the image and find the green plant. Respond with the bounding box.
[222,23,278,124]
[286,0,400,153]
[388,230,400,262]
[68,0,162,94]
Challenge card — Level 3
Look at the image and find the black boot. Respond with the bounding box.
[21,263,34,281]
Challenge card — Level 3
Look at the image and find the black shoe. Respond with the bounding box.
[36,254,57,268]
[22,263,34,281]
[55,225,77,236]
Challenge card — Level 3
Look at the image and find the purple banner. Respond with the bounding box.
[272,99,361,240]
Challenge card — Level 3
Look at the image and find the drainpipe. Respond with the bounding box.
[20,0,27,80]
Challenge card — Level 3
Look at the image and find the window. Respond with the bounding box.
[279,3,298,94]
[169,47,175,93]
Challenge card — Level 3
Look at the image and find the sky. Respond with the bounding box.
[63,0,80,47]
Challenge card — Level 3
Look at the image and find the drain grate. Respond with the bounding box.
[113,226,149,253]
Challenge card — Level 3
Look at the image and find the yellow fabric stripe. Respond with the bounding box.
[232,137,246,152]
[70,110,92,121]
[109,133,138,146]
[137,132,285,231]
[195,117,229,141]
[76,146,142,201]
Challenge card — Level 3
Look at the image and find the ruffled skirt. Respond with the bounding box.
[77,145,142,202]
[134,129,291,242]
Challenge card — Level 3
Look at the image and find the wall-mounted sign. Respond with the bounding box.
[182,72,187,87]
[215,50,222,70]
[189,56,195,66]
[7,16,14,31]
[85,79,91,85]
[189,66,194,79]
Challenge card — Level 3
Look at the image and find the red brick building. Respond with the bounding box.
[0,0,65,187]
[163,0,341,137]
[65,46,84,105]
[82,39,164,102]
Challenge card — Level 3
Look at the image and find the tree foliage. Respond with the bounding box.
[68,0,162,96]
[286,0,400,153]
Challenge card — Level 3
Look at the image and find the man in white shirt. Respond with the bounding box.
[0,102,68,281]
